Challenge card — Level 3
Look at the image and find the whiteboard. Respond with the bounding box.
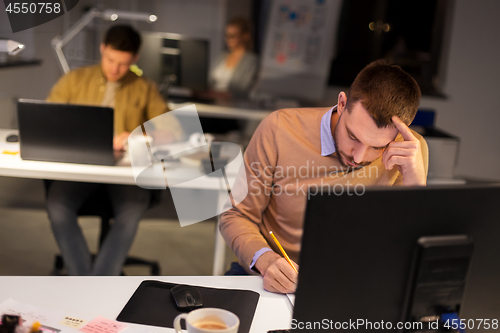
[255,0,338,102]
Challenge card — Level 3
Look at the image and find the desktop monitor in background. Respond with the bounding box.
[137,32,209,96]
[137,32,241,135]
[293,185,500,332]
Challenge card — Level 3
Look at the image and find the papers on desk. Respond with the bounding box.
[0,141,19,155]
[59,317,87,329]
[0,298,66,329]
[0,299,147,333]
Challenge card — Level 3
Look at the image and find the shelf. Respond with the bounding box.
[0,59,42,69]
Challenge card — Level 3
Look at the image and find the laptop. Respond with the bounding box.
[293,185,500,331]
[17,99,114,166]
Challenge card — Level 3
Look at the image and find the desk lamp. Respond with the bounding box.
[0,40,25,55]
[51,7,157,74]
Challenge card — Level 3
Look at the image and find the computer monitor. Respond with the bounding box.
[293,185,500,332]
[137,32,209,94]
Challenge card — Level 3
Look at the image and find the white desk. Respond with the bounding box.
[0,129,231,276]
[0,276,293,333]
[0,129,235,189]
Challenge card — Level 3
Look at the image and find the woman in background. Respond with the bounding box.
[209,17,258,99]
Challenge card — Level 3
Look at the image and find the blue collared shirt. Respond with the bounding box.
[249,106,338,272]
[320,105,337,156]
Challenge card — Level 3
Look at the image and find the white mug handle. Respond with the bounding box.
[189,132,204,147]
[173,313,188,333]
[189,132,215,148]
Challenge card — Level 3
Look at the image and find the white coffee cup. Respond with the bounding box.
[127,134,154,166]
[173,308,239,333]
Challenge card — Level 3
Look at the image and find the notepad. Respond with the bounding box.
[79,316,127,333]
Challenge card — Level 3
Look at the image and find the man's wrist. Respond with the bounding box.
[254,251,280,276]
[403,174,427,186]
[250,247,273,272]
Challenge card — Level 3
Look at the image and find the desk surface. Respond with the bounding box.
[0,129,237,190]
[0,276,292,333]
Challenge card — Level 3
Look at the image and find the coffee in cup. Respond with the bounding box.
[174,308,239,333]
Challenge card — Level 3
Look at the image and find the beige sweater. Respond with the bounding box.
[220,107,429,273]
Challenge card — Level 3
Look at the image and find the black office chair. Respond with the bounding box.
[44,180,161,276]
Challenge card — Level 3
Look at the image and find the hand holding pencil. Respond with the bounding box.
[254,231,299,294]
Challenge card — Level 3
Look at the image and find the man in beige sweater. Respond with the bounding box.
[220,59,429,293]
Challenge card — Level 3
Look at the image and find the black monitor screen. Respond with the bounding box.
[137,32,209,93]
[294,185,500,332]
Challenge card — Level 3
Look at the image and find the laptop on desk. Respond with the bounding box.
[17,99,115,166]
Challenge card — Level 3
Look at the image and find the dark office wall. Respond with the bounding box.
[323,0,500,181]
[426,0,500,181]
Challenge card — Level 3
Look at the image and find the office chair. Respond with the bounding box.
[44,180,161,276]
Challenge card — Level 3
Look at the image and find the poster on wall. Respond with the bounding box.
[256,0,337,102]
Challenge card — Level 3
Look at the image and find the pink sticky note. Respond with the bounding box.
[79,316,127,333]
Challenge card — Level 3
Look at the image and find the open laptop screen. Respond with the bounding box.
[17,99,114,166]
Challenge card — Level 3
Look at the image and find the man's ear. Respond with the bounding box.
[99,43,105,55]
[132,54,139,64]
[337,92,347,116]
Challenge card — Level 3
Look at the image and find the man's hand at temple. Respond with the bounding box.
[255,251,299,294]
[382,116,426,186]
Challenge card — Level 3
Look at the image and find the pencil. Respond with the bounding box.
[269,231,299,273]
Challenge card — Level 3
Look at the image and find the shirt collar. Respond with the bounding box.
[320,105,338,156]
[98,65,135,87]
